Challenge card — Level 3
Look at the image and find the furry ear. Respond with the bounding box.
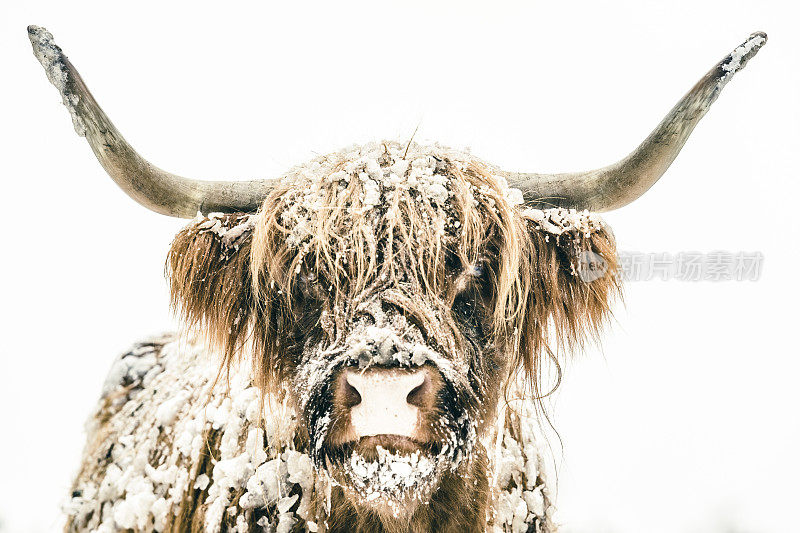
[166,213,257,370]
[515,208,621,397]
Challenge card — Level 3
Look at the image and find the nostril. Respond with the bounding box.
[406,374,430,407]
[343,380,362,408]
[345,367,428,409]
[345,368,433,438]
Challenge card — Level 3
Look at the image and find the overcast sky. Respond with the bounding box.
[1,1,798,532]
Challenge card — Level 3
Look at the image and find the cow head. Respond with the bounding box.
[165,143,619,518]
[29,25,765,523]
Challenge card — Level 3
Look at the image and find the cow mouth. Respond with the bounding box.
[332,436,444,511]
[321,434,436,468]
[315,434,444,508]
[355,434,426,454]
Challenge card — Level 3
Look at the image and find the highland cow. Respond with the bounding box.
[29,25,765,533]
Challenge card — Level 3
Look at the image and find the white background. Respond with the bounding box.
[1,1,798,532]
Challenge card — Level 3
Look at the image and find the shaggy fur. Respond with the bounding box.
[66,143,620,532]
[64,334,556,532]
[167,150,619,408]
[159,145,619,532]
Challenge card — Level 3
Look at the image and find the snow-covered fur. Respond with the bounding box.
[66,142,619,532]
[65,334,555,532]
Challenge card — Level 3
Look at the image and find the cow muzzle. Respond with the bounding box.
[337,366,437,441]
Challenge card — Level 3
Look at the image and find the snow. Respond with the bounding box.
[27,26,87,136]
[275,140,527,258]
[155,389,189,426]
[485,393,556,532]
[65,332,554,531]
[521,207,604,237]
[66,333,312,532]
[718,32,768,91]
[100,336,170,396]
[58,135,574,530]
[344,445,437,513]
[195,212,256,248]
[293,299,471,447]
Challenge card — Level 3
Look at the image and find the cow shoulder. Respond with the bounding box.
[65,334,315,532]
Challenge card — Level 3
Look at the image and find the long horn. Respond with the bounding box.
[28,26,273,218]
[503,32,767,212]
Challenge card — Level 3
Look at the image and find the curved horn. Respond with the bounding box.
[503,32,767,212]
[28,26,273,218]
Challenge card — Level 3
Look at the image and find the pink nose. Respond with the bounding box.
[344,368,432,438]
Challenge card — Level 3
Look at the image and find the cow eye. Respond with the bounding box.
[453,290,477,312]
[453,259,493,318]
[290,277,326,331]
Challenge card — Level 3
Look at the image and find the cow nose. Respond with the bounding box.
[344,368,431,439]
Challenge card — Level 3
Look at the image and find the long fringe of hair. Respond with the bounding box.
[166,152,620,407]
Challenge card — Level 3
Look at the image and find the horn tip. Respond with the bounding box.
[744,31,768,56]
[27,24,46,36]
[27,25,87,137]
[750,31,768,44]
[27,24,64,84]
[27,25,57,53]
[717,31,768,86]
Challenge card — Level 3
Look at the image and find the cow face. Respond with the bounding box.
[167,142,619,518]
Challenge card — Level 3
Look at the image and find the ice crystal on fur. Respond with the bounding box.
[343,446,439,516]
[65,334,557,532]
[67,140,620,532]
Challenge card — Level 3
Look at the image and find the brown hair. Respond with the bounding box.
[166,150,620,405]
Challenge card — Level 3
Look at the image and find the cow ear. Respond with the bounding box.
[515,209,621,395]
[166,213,257,369]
